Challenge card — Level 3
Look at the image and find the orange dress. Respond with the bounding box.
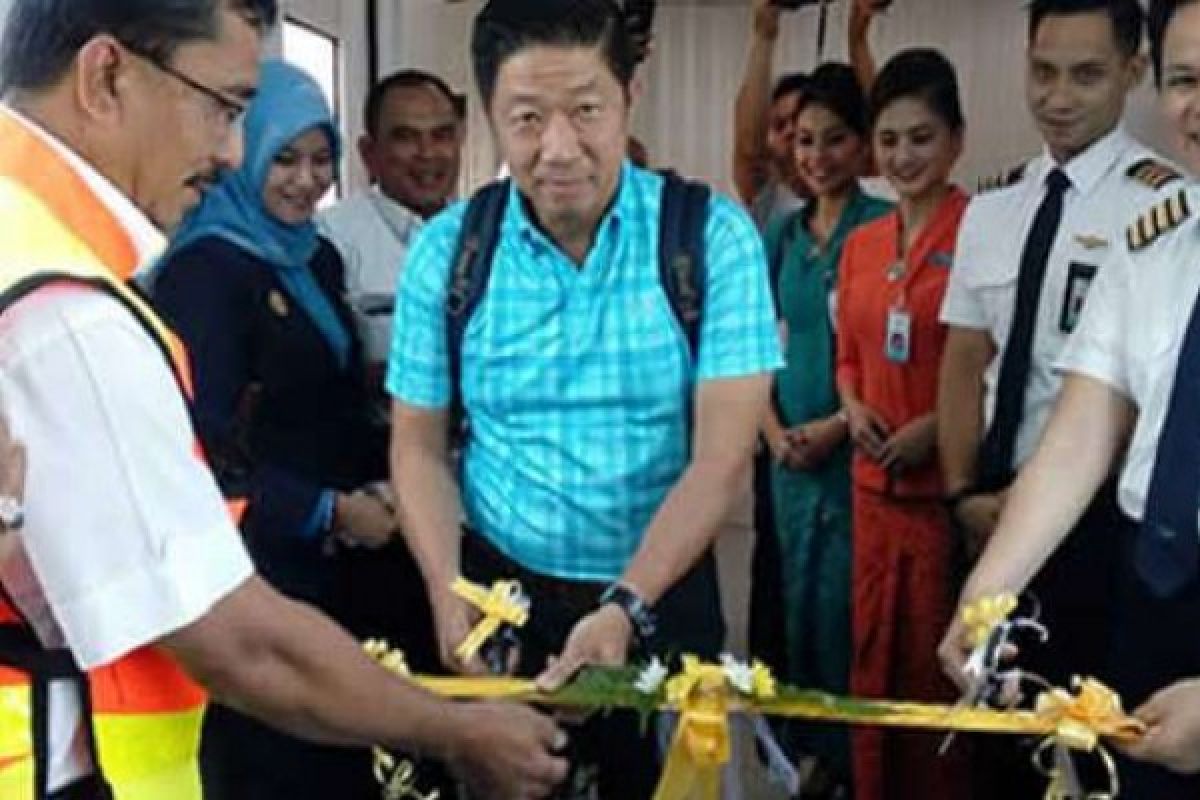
[835,188,971,800]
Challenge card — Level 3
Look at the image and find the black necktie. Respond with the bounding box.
[977,168,1071,491]
[1137,287,1200,597]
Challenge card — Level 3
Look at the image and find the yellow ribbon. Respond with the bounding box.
[654,657,734,800]
[451,577,529,664]
[364,641,1146,800]
[961,592,1018,648]
[1034,678,1145,751]
[364,641,443,800]
[1030,678,1145,800]
[375,755,440,800]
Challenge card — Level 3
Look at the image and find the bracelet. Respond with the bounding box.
[942,486,980,518]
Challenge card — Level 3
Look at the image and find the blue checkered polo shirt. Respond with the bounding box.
[387,162,782,581]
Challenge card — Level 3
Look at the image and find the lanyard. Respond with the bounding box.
[887,214,911,308]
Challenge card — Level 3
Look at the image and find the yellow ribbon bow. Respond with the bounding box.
[1032,678,1147,800]
[652,656,779,800]
[961,592,1018,649]
[375,755,440,800]
[655,657,732,800]
[451,577,529,664]
[1035,677,1145,753]
[364,641,442,799]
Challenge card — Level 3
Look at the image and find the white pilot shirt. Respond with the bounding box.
[317,186,423,367]
[1058,183,1200,523]
[940,126,1181,467]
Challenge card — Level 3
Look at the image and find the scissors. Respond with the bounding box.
[940,599,1048,755]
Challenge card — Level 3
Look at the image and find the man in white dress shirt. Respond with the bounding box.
[318,69,465,379]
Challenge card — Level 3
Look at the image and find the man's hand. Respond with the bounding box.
[955,492,1006,562]
[335,490,397,549]
[0,413,26,562]
[850,0,882,32]
[752,0,782,40]
[1120,679,1200,774]
[879,417,936,473]
[431,589,487,675]
[535,605,633,692]
[445,702,570,799]
[938,612,973,692]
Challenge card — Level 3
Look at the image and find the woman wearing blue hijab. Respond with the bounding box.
[153,60,403,799]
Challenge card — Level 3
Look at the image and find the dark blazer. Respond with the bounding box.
[152,235,386,608]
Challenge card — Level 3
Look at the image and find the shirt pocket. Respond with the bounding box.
[962,258,1018,332]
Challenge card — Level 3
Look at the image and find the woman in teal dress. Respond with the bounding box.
[760,62,891,795]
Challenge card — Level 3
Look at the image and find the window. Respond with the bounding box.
[282,17,341,205]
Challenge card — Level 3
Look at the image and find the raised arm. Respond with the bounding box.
[733,0,783,206]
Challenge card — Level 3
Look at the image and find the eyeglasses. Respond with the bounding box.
[122,43,249,131]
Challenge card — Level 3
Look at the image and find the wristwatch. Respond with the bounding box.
[598,583,658,643]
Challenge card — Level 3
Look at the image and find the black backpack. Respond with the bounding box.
[444,172,712,433]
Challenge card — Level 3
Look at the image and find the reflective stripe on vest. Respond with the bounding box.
[0,109,215,800]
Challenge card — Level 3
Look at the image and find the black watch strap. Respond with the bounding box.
[598,583,657,642]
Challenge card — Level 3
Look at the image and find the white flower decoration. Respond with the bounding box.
[634,656,669,695]
[720,653,755,695]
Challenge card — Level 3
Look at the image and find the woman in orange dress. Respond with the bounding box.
[835,49,971,800]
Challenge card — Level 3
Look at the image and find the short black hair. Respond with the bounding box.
[1028,0,1145,60]
[1148,0,1200,86]
[471,0,637,109]
[0,0,278,94]
[796,62,868,137]
[363,69,466,137]
[870,48,964,132]
[771,72,809,106]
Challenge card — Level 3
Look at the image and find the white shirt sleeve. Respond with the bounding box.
[939,200,993,330]
[1056,248,1132,396]
[0,289,253,669]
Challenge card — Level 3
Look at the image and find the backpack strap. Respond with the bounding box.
[444,173,711,436]
[446,179,510,435]
[0,272,187,392]
[657,172,711,360]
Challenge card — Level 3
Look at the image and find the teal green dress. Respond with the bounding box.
[764,186,892,779]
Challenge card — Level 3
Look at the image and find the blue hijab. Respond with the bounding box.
[165,60,350,367]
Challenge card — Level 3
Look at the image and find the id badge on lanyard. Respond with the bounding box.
[886,302,912,364]
[885,257,912,364]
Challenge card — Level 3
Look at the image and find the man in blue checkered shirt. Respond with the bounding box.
[388,1,782,795]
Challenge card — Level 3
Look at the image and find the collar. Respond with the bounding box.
[367,185,423,239]
[371,184,437,221]
[1037,125,1131,197]
[798,181,866,238]
[1,106,166,271]
[509,160,630,255]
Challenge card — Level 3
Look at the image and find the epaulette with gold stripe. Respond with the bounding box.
[975,164,1025,193]
[1126,158,1183,190]
[1126,189,1191,251]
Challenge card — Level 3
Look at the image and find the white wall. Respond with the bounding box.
[364,0,1175,195]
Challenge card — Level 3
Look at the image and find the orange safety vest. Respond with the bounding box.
[0,110,239,799]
